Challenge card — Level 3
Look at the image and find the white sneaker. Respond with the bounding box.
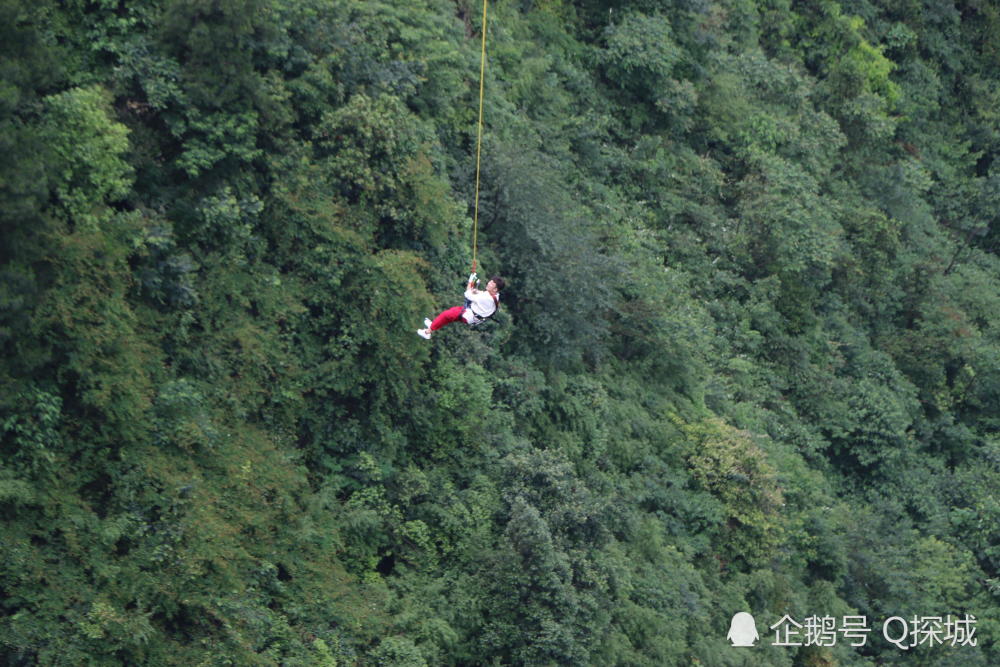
[424,318,432,329]
[417,328,431,339]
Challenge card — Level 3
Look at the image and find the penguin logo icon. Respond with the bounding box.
[727,612,759,646]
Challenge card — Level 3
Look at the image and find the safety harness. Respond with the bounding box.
[465,293,499,326]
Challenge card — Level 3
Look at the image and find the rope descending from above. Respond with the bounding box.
[471,0,488,273]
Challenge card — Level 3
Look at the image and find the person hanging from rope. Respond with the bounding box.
[417,272,505,339]
[417,0,499,343]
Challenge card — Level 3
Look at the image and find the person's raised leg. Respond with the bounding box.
[418,306,466,339]
[431,306,466,331]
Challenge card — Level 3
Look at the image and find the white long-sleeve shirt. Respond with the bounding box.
[463,286,498,323]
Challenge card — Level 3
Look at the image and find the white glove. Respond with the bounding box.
[468,272,478,284]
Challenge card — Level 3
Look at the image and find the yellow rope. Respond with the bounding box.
[471,0,488,273]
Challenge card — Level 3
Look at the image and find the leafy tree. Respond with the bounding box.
[3,0,1000,663]
[482,136,617,368]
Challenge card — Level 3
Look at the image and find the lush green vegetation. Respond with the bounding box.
[2,0,999,664]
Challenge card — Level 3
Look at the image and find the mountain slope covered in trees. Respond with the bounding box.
[2,0,999,664]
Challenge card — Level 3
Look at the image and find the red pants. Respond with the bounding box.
[431,306,468,331]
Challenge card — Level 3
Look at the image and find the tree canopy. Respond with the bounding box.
[2,0,999,664]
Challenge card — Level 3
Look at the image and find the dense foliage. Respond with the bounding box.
[2,0,999,664]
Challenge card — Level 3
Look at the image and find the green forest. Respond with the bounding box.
[2,0,1000,664]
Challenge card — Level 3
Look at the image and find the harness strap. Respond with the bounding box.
[465,294,499,325]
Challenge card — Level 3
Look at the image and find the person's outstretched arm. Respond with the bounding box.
[464,272,479,298]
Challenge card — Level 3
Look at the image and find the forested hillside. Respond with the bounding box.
[2,0,999,664]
